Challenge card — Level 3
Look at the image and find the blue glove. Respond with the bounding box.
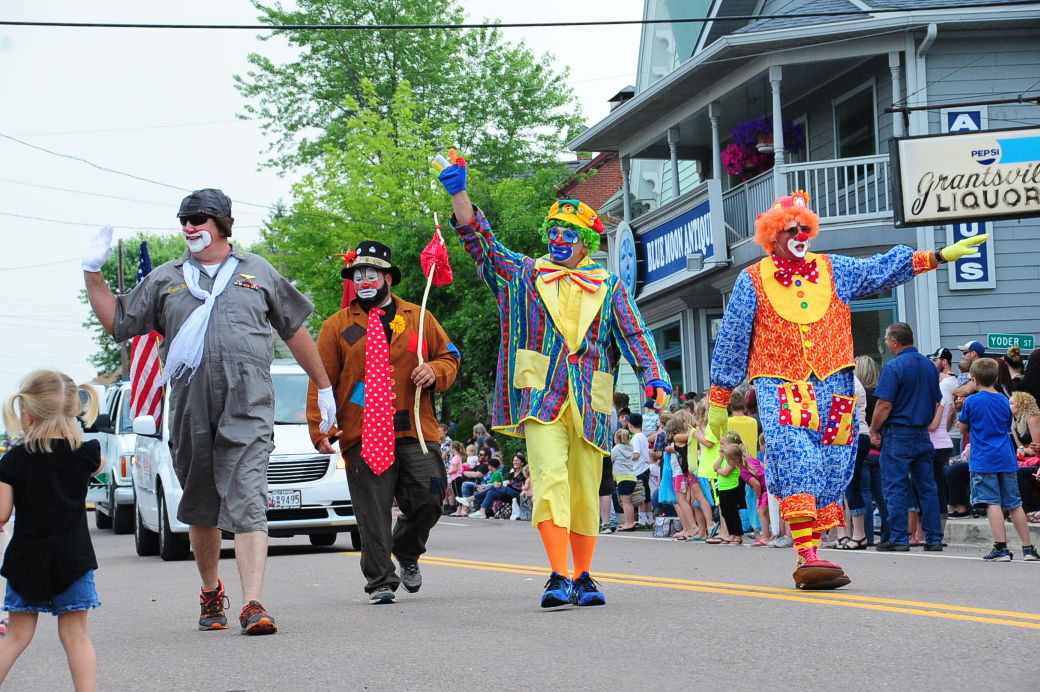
[646,379,671,395]
[438,163,467,195]
[644,379,672,409]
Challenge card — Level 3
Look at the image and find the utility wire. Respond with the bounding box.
[1,3,1035,30]
[0,210,260,231]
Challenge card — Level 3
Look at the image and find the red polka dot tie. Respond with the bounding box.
[361,307,395,475]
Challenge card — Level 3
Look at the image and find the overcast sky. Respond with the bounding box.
[0,1,640,424]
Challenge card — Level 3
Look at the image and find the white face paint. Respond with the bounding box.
[774,224,810,260]
[787,235,810,259]
[183,229,213,254]
[353,267,383,299]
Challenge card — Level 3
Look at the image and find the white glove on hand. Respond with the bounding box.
[82,225,114,272]
[317,387,337,434]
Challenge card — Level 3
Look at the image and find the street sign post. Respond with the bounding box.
[987,333,1035,350]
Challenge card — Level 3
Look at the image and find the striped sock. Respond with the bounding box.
[790,517,817,562]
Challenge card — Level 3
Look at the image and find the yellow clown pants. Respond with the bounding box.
[523,400,603,537]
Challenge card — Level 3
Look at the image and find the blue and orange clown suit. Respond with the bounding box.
[440,155,668,605]
[709,191,941,589]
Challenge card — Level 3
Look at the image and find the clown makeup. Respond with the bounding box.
[181,217,214,254]
[547,225,582,264]
[775,222,811,260]
[352,267,384,300]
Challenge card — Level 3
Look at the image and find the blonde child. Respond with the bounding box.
[665,415,702,540]
[741,439,770,545]
[712,436,748,545]
[689,399,718,536]
[0,370,103,691]
[610,428,638,531]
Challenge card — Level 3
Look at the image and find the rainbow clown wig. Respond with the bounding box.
[539,199,606,250]
[752,190,820,252]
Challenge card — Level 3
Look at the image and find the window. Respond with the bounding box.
[273,374,310,424]
[851,290,897,366]
[834,83,877,158]
[652,321,685,395]
[118,392,134,433]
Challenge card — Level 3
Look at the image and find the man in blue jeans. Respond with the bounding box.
[869,322,944,552]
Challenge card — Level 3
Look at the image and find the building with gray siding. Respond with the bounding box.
[571,0,1040,397]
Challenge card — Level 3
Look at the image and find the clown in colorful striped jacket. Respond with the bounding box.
[438,151,669,609]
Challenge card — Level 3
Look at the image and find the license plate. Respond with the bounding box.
[268,489,302,509]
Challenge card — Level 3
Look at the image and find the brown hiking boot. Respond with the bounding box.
[198,578,230,631]
[239,600,278,635]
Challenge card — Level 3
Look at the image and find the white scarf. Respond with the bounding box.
[159,256,241,384]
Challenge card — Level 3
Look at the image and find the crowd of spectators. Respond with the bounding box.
[435,340,1040,553]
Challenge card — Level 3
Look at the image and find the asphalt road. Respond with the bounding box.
[5,514,1039,691]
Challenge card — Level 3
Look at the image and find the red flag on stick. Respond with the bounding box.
[414,215,454,453]
[420,228,454,287]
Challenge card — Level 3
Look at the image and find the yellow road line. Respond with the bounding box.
[414,555,1040,630]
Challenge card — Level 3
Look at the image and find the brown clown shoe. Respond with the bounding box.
[792,556,849,590]
[795,572,852,590]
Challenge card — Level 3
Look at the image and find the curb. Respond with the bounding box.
[943,517,1040,546]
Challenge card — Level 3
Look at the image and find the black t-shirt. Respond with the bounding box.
[0,439,100,600]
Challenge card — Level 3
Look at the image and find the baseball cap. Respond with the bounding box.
[956,341,986,356]
[177,188,232,220]
[928,347,953,362]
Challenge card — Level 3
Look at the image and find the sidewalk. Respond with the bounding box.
[944,517,1040,546]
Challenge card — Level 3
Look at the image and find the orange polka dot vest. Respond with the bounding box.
[745,253,853,382]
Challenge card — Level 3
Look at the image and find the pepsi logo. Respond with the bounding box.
[970,146,1000,165]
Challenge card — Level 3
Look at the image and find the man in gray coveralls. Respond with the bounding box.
[83,189,337,635]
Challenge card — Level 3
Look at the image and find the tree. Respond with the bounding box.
[261,79,570,424]
[81,234,185,375]
[236,0,583,179]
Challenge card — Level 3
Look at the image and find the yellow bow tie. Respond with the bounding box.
[537,265,605,293]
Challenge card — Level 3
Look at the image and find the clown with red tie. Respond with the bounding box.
[438,152,670,609]
[708,191,986,589]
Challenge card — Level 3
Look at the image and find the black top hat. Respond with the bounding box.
[177,188,232,219]
[341,240,402,285]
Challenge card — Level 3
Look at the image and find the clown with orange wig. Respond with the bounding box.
[708,191,986,589]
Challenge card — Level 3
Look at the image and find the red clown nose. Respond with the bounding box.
[795,232,809,242]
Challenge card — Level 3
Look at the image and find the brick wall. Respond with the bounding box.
[558,153,622,212]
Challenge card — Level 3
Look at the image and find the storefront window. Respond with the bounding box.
[652,321,685,395]
[851,290,896,366]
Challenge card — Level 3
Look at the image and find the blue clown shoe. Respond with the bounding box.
[540,572,574,608]
[571,571,606,606]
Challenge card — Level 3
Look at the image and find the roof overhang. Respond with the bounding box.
[569,5,1040,157]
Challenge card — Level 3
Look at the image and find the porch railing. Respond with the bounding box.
[785,154,891,222]
[721,154,892,243]
[721,169,775,244]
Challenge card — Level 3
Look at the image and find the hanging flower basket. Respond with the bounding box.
[722,116,805,181]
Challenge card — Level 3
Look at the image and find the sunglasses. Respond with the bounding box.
[547,226,581,244]
[783,224,811,234]
[180,214,211,228]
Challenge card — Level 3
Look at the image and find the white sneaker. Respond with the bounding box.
[469,510,488,518]
[771,536,793,548]
[456,496,473,507]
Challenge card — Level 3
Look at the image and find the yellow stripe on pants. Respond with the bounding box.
[523,398,604,537]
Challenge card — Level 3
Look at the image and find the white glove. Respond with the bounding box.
[82,225,114,272]
[317,387,337,434]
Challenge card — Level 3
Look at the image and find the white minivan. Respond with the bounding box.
[131,360,358,561]
[92,381,137,534]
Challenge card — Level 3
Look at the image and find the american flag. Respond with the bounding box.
[129,241,163,425]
